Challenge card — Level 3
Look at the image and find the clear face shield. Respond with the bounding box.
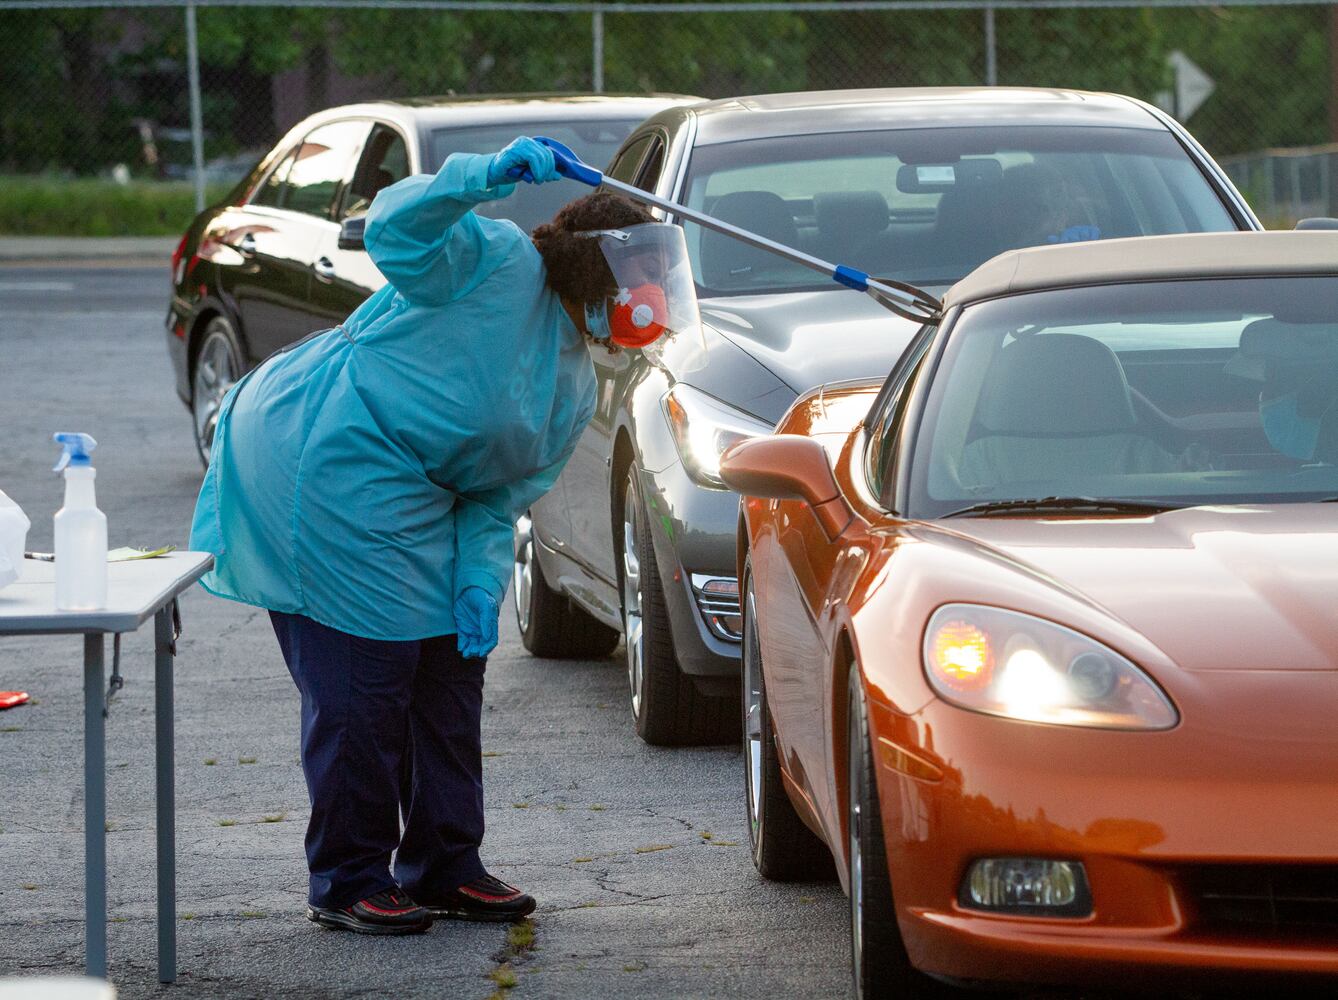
[580,223,706,371]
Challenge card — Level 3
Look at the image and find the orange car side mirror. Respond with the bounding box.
[720,435,852,540]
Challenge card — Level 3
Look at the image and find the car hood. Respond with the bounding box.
[699,288,926,397]
[934,504,1338,673]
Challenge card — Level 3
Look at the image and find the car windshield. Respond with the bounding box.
[907,276,1338,518]
[680,126,1236,297]
[427,119,641,234]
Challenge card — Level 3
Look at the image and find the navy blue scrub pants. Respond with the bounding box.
[270,611,488,910]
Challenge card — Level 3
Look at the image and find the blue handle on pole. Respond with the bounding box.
[504,136,603,187]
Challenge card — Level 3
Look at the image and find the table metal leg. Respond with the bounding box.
[154,607,177,983]
[83,634,106,979]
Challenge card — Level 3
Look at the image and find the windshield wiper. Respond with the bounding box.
[941,496,1180,519]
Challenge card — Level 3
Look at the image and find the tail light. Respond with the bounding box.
[171,232,189,287]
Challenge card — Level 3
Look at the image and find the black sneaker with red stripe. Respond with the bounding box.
[421,873,536,923]
[307,888,433,935]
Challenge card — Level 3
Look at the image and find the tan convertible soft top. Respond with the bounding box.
[943,231,1338,309]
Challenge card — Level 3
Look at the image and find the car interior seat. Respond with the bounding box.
[921,174,1005,280]
[813,190,890,268]
[958,333,1180,489]
[699,191,800,289]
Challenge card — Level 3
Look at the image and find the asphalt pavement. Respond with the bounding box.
[0,264,851,998]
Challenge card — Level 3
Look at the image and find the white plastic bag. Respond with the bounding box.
[0,489,31,591]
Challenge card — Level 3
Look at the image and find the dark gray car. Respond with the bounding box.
[513,87,1261,745]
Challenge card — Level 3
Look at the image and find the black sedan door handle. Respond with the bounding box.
[313,257,336,282]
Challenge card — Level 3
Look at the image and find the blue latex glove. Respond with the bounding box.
[455,586,500,660]
[487,137,559,187]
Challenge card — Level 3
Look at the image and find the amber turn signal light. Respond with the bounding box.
[929,620,994,691]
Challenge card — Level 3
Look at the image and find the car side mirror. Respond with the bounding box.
[1295,218,1338,231]
[338,215,367,251]
[719,435,852,540]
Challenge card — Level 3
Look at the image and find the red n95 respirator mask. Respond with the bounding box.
[609,284,669,348]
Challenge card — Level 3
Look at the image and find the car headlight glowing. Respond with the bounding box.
[663,384,774,490]
[924,605,1177,730]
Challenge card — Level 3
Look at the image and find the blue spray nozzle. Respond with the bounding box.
[53,432,97,473]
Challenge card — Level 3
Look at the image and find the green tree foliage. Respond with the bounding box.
[0,3,1332,175]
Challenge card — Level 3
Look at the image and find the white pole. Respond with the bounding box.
[592,4,605,93]
[984,4,997,86]
[185,1,206,211]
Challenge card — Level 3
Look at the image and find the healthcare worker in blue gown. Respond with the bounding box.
[189,137,663,935]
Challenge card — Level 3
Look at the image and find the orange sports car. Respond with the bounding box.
[721,232,1338,997]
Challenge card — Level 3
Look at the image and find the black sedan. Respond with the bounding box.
[166,94,697,464]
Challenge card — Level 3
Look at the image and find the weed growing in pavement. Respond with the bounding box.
[589,804,606,812]
[700,831,713,841]
[482,751,504,758]
[20,884,37,891]
[0,726,21,733]
[238,757,257,765]
[181,913,196,921]
[572,857,594,864]
[487,964,518,989]
[218,819,237,827]
[507,921,535,953]
[709,840,739,847]
[635,844,673,854]
[261,813,286,823]
[240,911,265,919]
[512,802,530,809]
[203,758,217,766]
[623,963,646,973]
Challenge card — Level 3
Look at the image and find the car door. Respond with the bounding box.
[308,121,413,326]
[563,132,668,583]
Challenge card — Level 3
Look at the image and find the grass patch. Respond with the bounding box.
[589,804,606,812]
[635,844,673,854]
[0,726,22,733]
[487,964,518,989]
[576,901,599,909]
[181,913,196,921]
[218,819,237,827]
[506,920,535,953]
[482,751,504,758]
[708,840,739,847]
[512,802,530,810]
[572,857,595,864]
[20,884,37,891]
[798,895,816,904]
[238,757,257,765]
[203,758,217,766]
[0,174,230,236]
[623,962,646,972]
[700,831,713,841]
[261,813,286,824]
[240,910,265,919]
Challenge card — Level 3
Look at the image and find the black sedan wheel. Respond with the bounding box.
[620,466,735,746]
[742,560,833,880]
[191,315,244,468]
[513,512,619,659]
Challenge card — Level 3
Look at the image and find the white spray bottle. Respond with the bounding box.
[53,432,107,611]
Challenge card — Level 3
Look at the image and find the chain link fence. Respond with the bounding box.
[2,0,1336,228]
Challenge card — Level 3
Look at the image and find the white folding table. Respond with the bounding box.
[0,551,213,983]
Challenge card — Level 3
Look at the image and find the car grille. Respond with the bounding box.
[1193,865,1338,933]
[690,575,742,642]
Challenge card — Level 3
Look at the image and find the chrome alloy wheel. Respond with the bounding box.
[849,689,866,996]
[622,488,645,719]
[513,514,534,635]
[743,583,764,845]
[192,326,239,458]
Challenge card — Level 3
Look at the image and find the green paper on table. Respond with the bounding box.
[108,545,177,562]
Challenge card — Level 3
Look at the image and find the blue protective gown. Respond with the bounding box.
[189,153,596,641]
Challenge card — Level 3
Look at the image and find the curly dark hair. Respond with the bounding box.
[532,191,654,306]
